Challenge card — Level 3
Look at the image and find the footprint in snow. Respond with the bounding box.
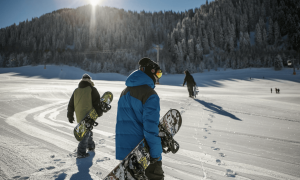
[46,166,55,170]
[13,176,29,180]
[225,169,236,177]
[38,168,45,171]
[54,159,61,161]
[97,157,110,163]
[219,153,226,157]
[212,148,220,151]
[203,136,207,139]
[50,155,55,158]
[212,141,216,144]
[216,159,221,164]
[99,139,106,144]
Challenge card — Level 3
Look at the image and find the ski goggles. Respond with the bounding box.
[156,69,163,79]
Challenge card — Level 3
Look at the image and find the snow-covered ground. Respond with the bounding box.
[0,65,300,180]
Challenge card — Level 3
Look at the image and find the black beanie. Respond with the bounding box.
[82,73,91,79]
[139,57,160,83]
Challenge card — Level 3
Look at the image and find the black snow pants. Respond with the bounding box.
[187,85,194,97]
[77,131,95,155]
[145,161,164,180]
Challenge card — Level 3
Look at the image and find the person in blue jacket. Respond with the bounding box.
[116,57,164,180]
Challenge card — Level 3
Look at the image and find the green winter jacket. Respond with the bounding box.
[67,79,103,123]
[74,86,93,123]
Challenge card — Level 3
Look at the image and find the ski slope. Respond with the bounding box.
[0,65,300,180]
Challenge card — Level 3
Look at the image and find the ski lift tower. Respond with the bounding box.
[293,59,296,75]
[154,45,162,84]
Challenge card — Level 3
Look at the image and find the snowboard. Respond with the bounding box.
[193,86,199,98]
[104,109,182,180]
[74,91,113,141]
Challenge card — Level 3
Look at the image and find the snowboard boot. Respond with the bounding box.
[77,152,90,158]
[88,147,95,151]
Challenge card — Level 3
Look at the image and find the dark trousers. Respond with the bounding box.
[187,85,194,97]
[77,131,95,155]
[145,161,164,180]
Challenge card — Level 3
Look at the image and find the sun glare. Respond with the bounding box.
[89,0,99,6]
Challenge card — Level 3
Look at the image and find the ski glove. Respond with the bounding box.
[150,157,159,164]
[68,118,74,123]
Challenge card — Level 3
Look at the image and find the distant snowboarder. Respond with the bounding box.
[183,70,196,98]
[271,88,272,93]
[67,74,104,158]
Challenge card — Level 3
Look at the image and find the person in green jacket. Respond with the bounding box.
[67,74,104,158]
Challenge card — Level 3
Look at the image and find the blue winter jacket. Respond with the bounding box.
[116,70,162,161]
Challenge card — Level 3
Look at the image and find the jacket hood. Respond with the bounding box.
[125,70,155,89]
[79,79,94,88]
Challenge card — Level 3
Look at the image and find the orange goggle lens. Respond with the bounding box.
[156,70,162,79]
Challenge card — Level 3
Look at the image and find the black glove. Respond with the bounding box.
[69,118,74,123]
[150,157,159,164]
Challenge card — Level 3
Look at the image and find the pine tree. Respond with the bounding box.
[273,21,280,45]
[274,54,283,70]
[199,60,204,73]
[255,23,262,47]
[202,30,210,54]
[262,27,267,46]
[209,28,215,49]
[268,18,274,45]
[188,38,195,61]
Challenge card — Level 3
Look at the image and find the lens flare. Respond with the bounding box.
[89,0,99,6]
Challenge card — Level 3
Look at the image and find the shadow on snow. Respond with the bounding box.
[193,99,242,121]
[69,151,95,180]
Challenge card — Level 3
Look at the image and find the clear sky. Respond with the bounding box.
[0,0,213,29]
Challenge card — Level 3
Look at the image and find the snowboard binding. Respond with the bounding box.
[159,125,180,154]
[124,153,148,180]
[101,101,111,112]
[85,118,98,131]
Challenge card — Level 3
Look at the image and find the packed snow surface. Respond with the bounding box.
[0,65,300,180]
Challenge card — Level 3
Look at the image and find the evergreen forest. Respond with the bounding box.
[0,0,299,74]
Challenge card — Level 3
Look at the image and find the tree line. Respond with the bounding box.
[0,0,299,74]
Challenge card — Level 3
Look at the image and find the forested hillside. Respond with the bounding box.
[0,0,299,74]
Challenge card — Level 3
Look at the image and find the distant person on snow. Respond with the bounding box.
[271,88,272,93]
[183,70,196,98]
[116,57,164,179]
[67,74,104,158]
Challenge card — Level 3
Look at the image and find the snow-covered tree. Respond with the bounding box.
[274,54,284,70]
[199,60,205,73]
[268,18,274,45]
[255,23,263,47]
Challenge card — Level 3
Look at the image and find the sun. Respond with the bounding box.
[89,0,99,6]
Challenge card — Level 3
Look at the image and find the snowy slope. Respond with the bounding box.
[0,65,300,180]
